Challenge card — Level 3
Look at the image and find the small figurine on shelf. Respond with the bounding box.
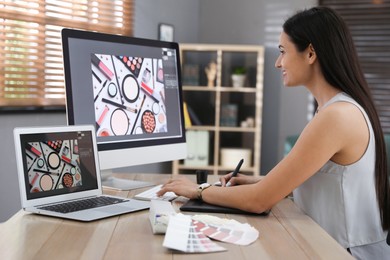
[205,61,217,87]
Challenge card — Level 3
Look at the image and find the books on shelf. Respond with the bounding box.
[182,64,200,86]
[183,102,192,128]
[183,102,202,128]
[186,104,202,125]
[220,104,238,127]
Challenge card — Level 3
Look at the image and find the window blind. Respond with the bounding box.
[320,0,390,133]
[0,0,133,109]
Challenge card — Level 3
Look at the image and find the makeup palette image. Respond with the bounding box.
[91,53,168,137]
[44,140,63,153]
[25,139,82,193]
[117,56,143,77]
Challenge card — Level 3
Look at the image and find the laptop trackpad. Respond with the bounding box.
[97,205,136,214]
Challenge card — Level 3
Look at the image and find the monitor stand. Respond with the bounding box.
[100,170,155,191]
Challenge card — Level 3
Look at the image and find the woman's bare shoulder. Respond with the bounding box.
[305,101,369,164]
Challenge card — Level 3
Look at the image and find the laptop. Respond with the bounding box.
[14,125,150,221]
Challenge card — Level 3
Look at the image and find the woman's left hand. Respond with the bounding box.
[156,176,198,199]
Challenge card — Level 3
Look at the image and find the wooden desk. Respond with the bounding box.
[0,173,353,260]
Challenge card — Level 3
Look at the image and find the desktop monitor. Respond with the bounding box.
[61,28,186,190]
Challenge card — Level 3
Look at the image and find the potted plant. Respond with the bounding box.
[231,66,246,88]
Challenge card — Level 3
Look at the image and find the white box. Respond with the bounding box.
[149,200,176,234]
[220,148,252,169]
[184,130,209,166]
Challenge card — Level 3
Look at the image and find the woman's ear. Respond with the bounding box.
[308,44,316,64]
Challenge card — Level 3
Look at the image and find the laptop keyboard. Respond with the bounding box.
[38,196,128,213]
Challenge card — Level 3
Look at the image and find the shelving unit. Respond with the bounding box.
[173,44,264,176]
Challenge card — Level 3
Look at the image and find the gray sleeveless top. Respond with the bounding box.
[293,92,387,248]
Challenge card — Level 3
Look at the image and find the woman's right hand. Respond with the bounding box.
[219,172,261,187]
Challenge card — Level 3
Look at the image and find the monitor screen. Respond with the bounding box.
[62,29,186,188]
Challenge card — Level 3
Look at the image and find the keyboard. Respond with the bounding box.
[38,196,128,213]
[134,185,178,201]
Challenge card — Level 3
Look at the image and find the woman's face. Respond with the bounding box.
[275,32,312,87]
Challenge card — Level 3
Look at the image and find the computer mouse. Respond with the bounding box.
[213,181,222,186]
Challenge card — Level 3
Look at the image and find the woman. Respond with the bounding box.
[157,7,390,258]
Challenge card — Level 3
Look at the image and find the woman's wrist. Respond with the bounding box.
[197,183,211,200]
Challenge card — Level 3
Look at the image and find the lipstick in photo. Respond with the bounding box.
[91,54,114,80]
[26,143,41,157]
[141,81,159,103]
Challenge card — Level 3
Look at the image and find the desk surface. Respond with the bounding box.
[0,173,353,260]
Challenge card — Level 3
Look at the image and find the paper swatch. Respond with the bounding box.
[192,215,259,246]
[163,214,226,253]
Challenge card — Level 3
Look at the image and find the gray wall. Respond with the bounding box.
[134,0,200,43]
[198,0,317,173]
[0,0,316,222]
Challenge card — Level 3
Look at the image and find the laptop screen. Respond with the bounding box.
[19,129,98,200]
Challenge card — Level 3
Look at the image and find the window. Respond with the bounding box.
[320,0,390,133]
[0,0,133,109]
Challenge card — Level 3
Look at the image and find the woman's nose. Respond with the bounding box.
[275,55,282,68]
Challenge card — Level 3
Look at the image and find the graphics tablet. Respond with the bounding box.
[180,199,270,216]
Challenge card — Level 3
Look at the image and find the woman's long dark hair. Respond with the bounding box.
[283,7,389,230]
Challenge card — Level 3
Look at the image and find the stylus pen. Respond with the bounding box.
[226,159,244,187]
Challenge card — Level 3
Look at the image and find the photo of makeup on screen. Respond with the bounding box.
[91,53,167,138]
[25,139,82,193]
